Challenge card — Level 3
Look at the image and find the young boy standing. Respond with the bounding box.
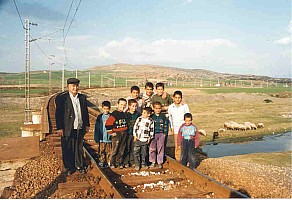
[177,113,200,169]
[124,99,141,167]
[141,82,155,108]
[125,85,143,113]
[133,107,154,170]
[105,98,128,168]
[151,82,173,115]
[168,91,190,161]
[94,101,112,168]
[149,101,168,169]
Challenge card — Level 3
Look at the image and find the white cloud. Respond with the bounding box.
[274,21,292,45]
[182,0,193,5]
[288,20,292,33]
[92,37,236,64]
[274,37,291,45]
[0,34,7,39]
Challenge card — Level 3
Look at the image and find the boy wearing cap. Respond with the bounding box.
[55,78,90,175]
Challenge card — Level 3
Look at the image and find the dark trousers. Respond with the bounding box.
[123,134,134,165]
[180,139,197,169]
[61,129,84,170]
[110,131,127,167]
[134,140,148,167]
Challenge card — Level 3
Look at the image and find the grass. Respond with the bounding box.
[0,102,24,139]
[187,92,292,143]
[199,87,291,94]
[0,86,291,143]
[222,151,292,168]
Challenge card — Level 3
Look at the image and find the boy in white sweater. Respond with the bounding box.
[133,107,154,170]
[168,91,190,161]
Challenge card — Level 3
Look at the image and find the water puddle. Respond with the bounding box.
[201,131,292,158]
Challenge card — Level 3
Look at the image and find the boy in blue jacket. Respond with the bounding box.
[94,101,112,168]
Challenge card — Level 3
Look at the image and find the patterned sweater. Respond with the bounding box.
[133,116,154,142]
[151,113,169,135]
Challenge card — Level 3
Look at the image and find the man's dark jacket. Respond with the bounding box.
[55,91,90,136]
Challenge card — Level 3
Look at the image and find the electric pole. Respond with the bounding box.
[48,55,55,95]
[88,71,91,88]
[24,19,31,123]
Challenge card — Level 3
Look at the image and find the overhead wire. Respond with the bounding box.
[61,0,83,75]
[62,0,75,39]
[64,0,82,41]
[30,35,63,66]
[12,0,25,29]
[34,29,63,41]
[12,0,82,75]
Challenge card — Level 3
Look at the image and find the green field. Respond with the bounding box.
[200,87,291,94]
[1,71,291,96]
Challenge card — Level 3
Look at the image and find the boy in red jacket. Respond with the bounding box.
[105,98,128,168]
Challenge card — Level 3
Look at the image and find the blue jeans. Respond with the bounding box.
[180,139,197,169]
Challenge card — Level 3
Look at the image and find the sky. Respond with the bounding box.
[0,0,291,78]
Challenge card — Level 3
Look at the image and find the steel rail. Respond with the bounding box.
[165,156,248,198]
[83,146,124,199]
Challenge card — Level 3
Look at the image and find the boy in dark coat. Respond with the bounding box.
[94,101,112,168]
[124,99,141,167]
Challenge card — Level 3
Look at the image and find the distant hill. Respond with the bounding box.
[88,63,291,83]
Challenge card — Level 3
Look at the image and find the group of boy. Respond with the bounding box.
[94,82,200,171]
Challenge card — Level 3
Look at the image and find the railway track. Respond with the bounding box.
[43,93,248,198]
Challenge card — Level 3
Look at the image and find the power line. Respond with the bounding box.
[34,28,63,41]
[12,0,25,29]
[30,36,63,66]
[37,24,63,29]
[63,0,75,39]
[64,0,82,41]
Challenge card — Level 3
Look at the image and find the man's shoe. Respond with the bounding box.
[79,169,86,174]
[77,168,86,174]
[135,166,140,171]
[158,164,163,169]
[119,165,124,169]
[65,169,74,176]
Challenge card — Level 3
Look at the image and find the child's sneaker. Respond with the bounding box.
[141,164,149,169]
[157,164,163,169]
[135,166,140,171]
[150,163,156,168]
[98,162,104,168]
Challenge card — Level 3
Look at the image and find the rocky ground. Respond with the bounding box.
[2,141,62,198]
[1,139,107,199]
[1,138,291,198]
[196,157,292,198]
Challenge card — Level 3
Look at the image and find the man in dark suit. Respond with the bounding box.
[55,78,90,175]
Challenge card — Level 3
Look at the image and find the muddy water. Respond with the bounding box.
[202,131,292,158]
